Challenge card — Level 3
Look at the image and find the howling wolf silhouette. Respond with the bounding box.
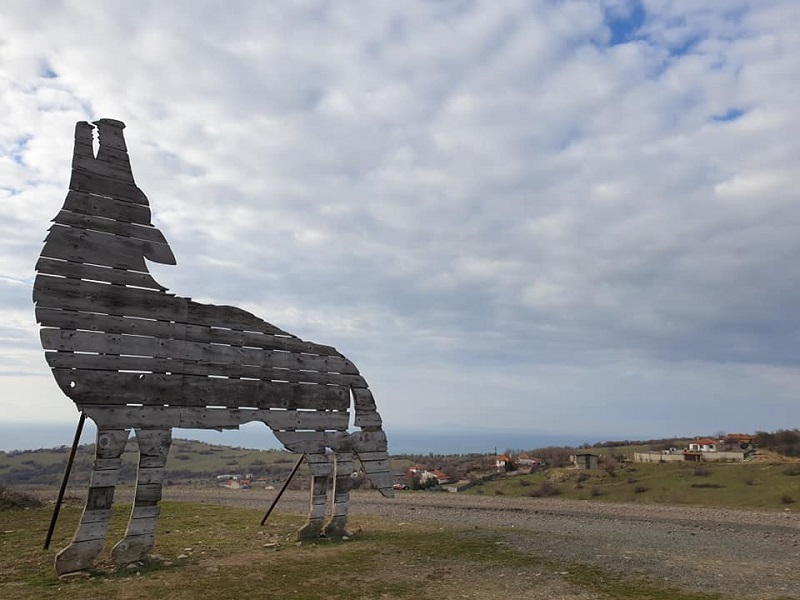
[33,119,393,575]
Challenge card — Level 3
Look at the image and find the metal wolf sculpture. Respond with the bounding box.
[33,119,393,575]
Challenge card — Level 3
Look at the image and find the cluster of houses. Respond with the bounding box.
[214,433,759,492]
[633,433,755,464]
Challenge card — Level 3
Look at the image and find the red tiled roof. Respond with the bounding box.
[692,438,718,445]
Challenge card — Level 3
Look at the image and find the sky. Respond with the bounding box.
[1,1,799,453]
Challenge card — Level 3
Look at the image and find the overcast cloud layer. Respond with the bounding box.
[2,1,799,449]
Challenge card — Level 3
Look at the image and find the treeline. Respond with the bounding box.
[753,429,800,457]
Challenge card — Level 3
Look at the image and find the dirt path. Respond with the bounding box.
[159,487,800,599]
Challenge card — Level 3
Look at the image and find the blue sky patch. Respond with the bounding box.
[39,63,58,79]
[712,108,745,122]
[606,1,645,46]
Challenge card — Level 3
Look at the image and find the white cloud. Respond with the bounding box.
[1,1,799,449]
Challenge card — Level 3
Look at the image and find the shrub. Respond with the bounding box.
[0,486,43,510]
[527,482,561,498]
[693,467,711,477]
[633,485,649,494]
[783,465,800,476]
[590,487,602,497]
[518,478,531,487]
[691,482,724,489]
[577,472,590,483]
[781,495,796,504]
[744,479,757,486]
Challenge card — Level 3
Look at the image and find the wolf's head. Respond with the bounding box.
[51,118,176,269]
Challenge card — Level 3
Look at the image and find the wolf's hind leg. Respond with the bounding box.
[297,451,332,540]
[324,451,354,537]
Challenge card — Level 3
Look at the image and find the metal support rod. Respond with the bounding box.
[260,453,304,526]
[44,411,86,550]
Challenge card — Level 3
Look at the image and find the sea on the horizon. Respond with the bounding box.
[0,421,585,455]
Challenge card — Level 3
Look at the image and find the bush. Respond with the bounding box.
[691,482,724,489]
[781,495,796,504]
[783,465,800,476]
[633,485,649,494]
[693,466,712,477]
[577,472,590,483]
[527,482,561,498]
[590,487,602,497]
[0,486,43,510]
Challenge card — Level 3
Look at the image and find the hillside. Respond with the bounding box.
[0,438,420,490]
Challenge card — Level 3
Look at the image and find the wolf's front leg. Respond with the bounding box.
[55,428,129,575]
[111,428,171,565]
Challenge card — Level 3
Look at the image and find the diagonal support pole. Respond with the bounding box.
[44,411,86,550]
[260,454,304,527]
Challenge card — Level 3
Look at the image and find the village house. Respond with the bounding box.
[406,465,452,488]
[688,438,718,452]
[634,433,755,463]
[572,453,599,470]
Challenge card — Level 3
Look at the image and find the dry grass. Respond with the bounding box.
[0,500,730,600]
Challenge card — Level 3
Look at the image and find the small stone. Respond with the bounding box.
[177,554,189,560]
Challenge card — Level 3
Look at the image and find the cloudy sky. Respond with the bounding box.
[2,1,799,451]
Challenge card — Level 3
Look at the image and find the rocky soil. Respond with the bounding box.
[157,487,800,599]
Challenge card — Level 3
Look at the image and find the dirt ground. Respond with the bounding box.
[148,486,800,599]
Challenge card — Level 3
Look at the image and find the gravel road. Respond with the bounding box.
[159,487,800,599]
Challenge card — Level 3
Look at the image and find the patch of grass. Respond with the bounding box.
[0,500,743,600]
[465,462,800,512]
[783,464,800,476]
[0,486,43,510]
[564,563,722,600]
[526,482,561,498]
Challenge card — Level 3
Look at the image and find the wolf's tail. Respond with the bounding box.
[350,386,394,497]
